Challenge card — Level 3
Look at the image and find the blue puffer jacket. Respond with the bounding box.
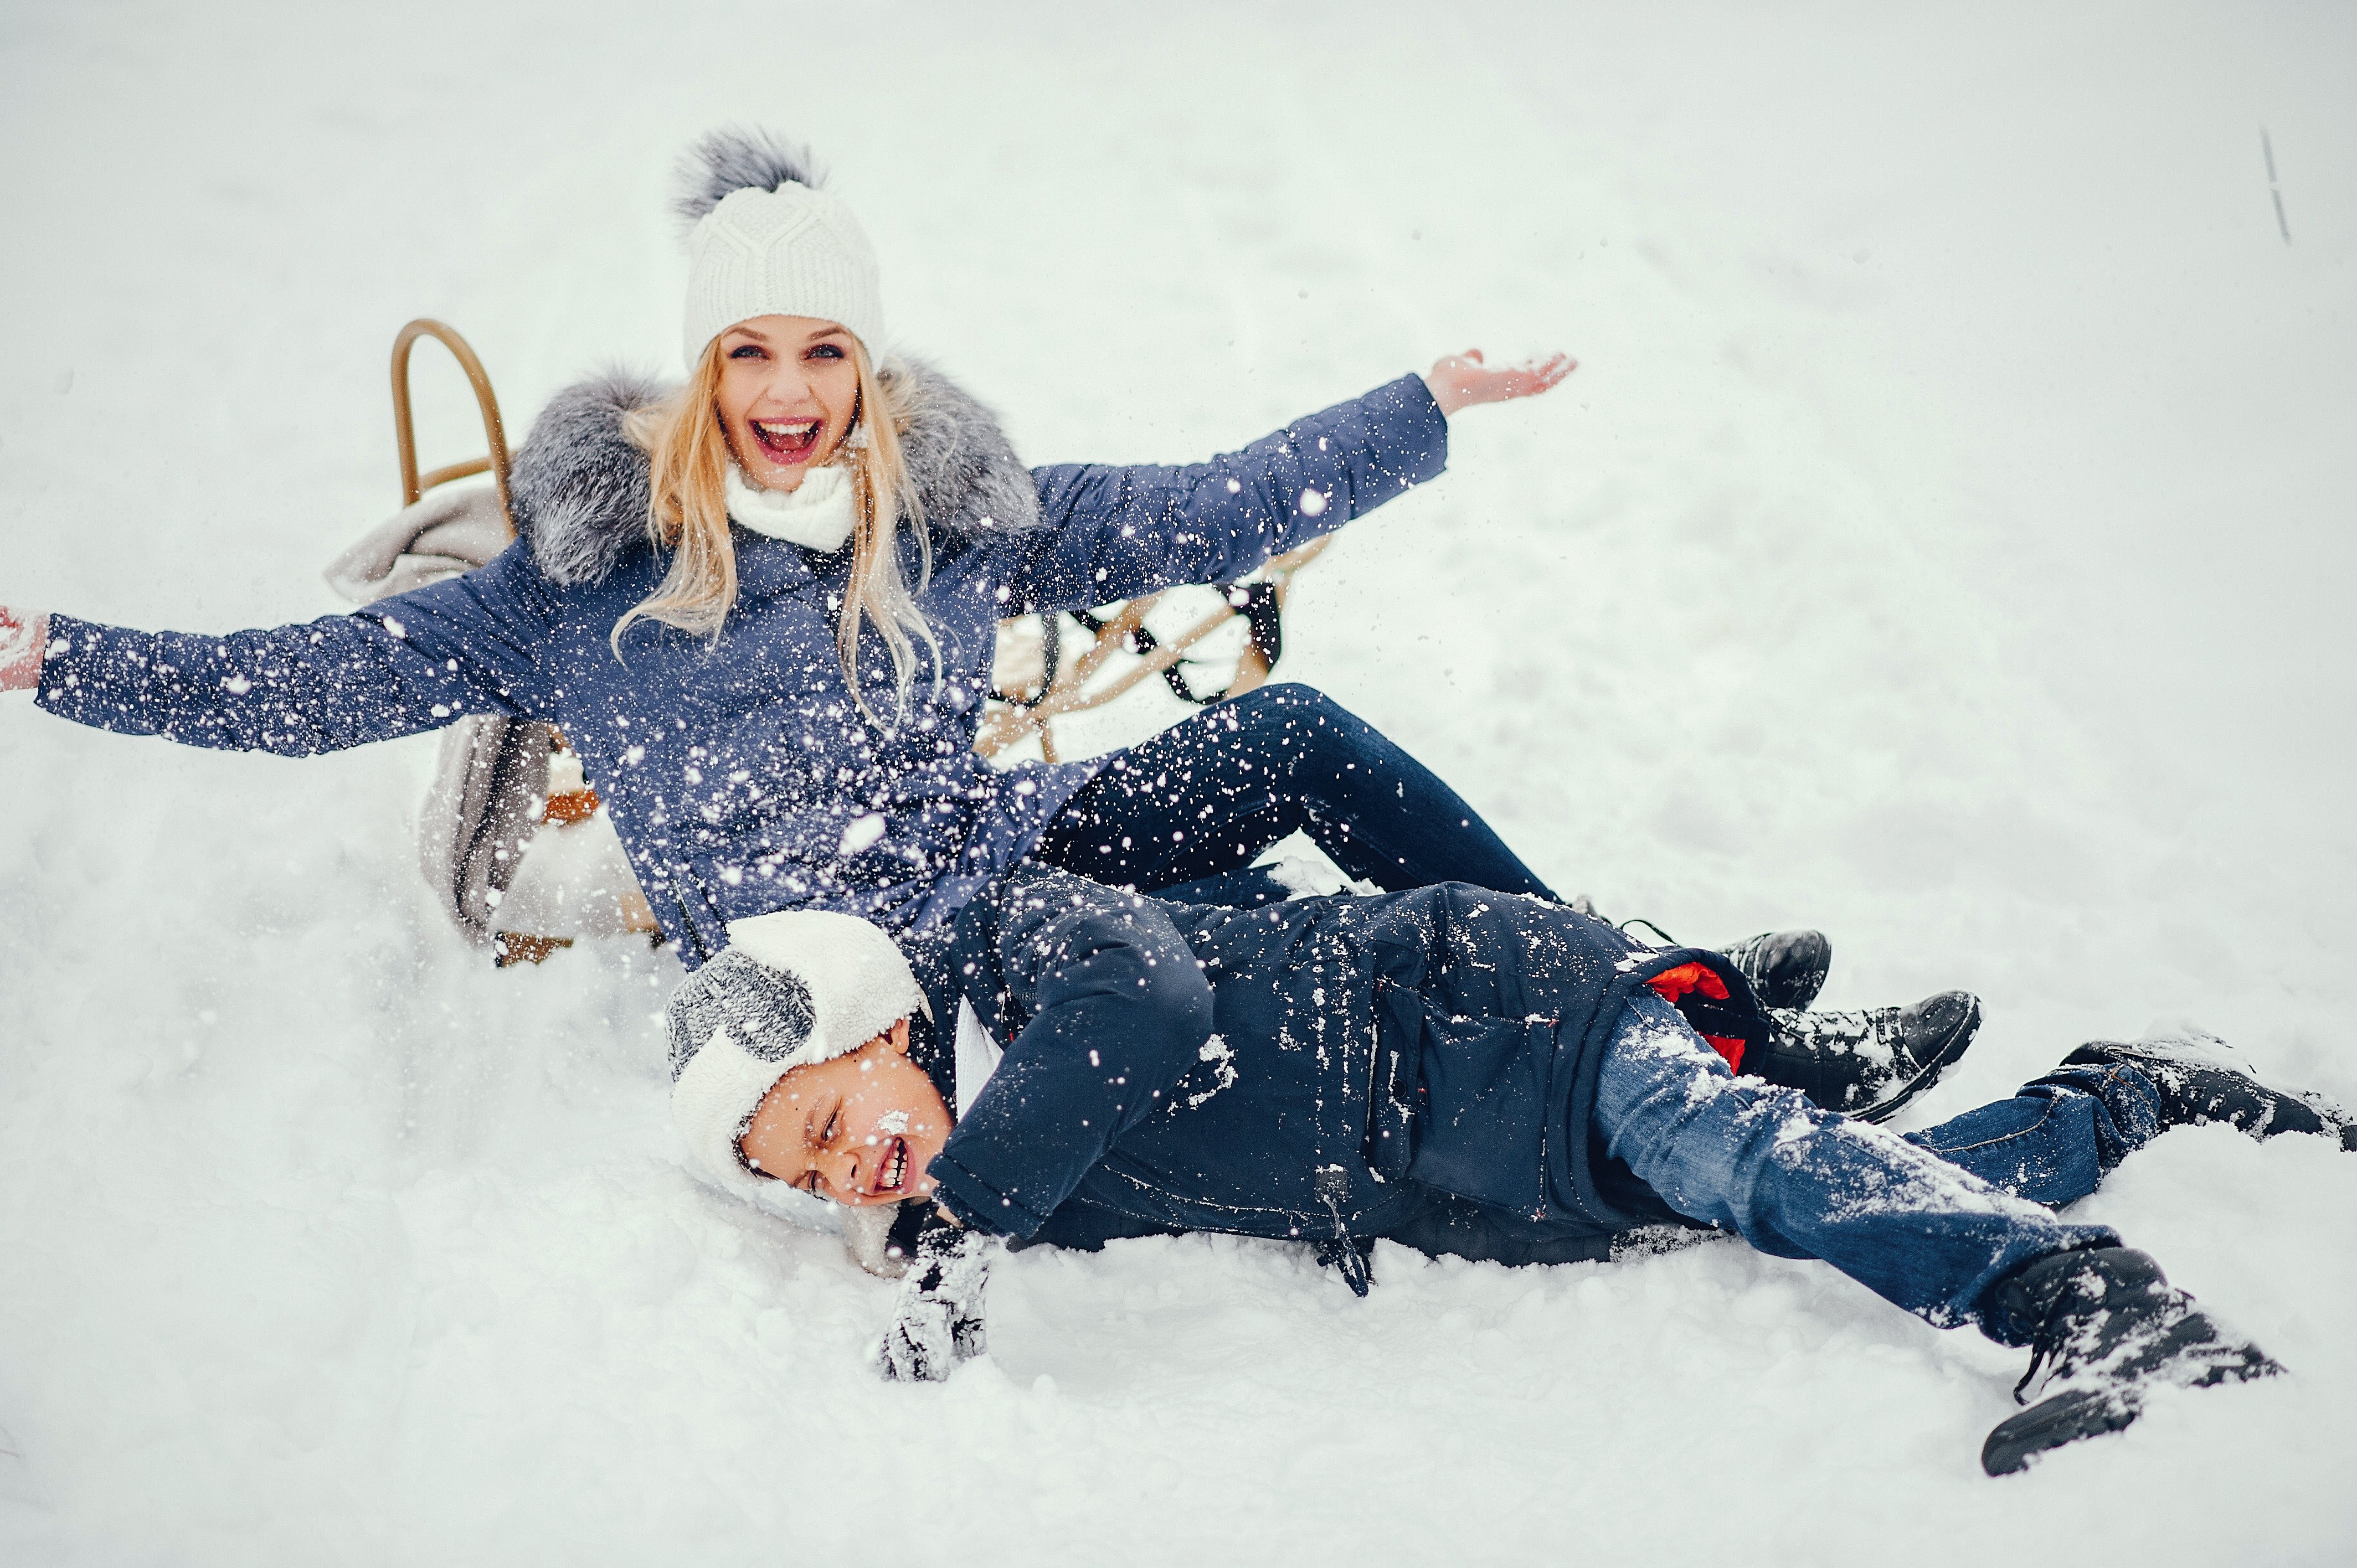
[35,362,1448,963]
[917,869,1769,1283]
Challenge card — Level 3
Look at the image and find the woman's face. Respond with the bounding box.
[713,314,862,491]
[738,1018,952,1206]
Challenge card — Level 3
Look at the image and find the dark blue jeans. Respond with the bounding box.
[1902,1059,2164,1207]
[1598,993,2128,1342]
[1027,683,1556,904]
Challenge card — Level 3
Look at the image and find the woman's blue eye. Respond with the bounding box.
[809,343,845,360]
[729,344,767,359]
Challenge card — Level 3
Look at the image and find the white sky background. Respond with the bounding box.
[2,3,2354,1563]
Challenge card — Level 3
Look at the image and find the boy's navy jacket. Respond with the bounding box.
[915,870,1769,1277]
[35,367,1448,966]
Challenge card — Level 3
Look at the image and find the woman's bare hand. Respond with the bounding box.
[0,606,50,693]
[1423,349,1576,417]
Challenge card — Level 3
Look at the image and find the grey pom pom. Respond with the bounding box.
[672,128,825,231]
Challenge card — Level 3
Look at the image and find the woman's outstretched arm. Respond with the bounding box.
[1002,349,1573,615]
[9,545,553,756]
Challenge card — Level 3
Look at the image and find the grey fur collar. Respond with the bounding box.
[507,357,1039,589]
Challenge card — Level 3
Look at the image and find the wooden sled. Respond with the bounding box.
[372,322,656,964]
[379,321,1327,963]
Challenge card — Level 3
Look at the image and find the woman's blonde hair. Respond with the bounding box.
[613,338,938,719]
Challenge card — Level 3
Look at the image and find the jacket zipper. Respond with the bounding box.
[1314,1164,1372,1297]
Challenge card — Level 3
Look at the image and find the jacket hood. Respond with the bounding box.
[506,357,1040,589]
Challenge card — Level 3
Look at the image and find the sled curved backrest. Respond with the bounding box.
[392,318,514,524]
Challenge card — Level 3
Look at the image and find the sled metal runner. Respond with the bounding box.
[977,538,1328,762]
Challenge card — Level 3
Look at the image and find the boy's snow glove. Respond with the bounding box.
[878,1216,995,1383]
[1980,1246,2281,1476]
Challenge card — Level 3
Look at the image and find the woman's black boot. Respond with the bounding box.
[1721,928,1833,1011]
[1580,903,1834,1013]
[1980,1246,2281,1476]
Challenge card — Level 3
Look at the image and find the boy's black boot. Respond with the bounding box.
[2063,1037,2357,1151]
[1754,991,1982,1123]
[1980,1246,2281,1476]
[1721,929,1833,1012]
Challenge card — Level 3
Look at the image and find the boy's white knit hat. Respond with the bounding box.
[675,129,885,368]
[665,909,927,1204]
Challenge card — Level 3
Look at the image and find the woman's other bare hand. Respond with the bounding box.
[1423,349,1576,417]
[0,606,50,693]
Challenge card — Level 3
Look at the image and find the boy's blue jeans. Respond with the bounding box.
[1902,1057,2164,1206]
[1596,994,2145,1342]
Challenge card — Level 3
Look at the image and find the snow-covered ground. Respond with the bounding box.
[4,2,2355,1561]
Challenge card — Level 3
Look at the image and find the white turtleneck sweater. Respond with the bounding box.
[725,461,860,553]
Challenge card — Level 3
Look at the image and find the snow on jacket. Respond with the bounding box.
[35,362,1449,964]
[913,868,1770,1280]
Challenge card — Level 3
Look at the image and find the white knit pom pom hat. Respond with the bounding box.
[665,909,928,1205]
[673,128,886,369]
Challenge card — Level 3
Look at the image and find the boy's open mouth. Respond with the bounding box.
[872,1136,909,1196]
[748,416,822,465]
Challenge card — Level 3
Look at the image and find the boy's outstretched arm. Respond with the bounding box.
[926,871,1214,1238]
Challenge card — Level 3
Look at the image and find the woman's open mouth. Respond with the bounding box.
[870,1136,909,1196]
[747,416,822,466]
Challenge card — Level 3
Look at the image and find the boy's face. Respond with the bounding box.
[737,1018,952,1206]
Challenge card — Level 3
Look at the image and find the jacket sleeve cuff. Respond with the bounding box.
[927,1159,1050,1240]
[1363,372,1451,490]
[31,613,160,734]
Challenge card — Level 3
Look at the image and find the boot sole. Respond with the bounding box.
[1983,1388,2138,1475]
[1852,993,1983,1125]
[1984,1339,2283,1476]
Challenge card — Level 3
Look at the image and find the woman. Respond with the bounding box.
[0,130,1784,984]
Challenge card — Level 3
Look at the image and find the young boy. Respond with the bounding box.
[664,869,2350,1476]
